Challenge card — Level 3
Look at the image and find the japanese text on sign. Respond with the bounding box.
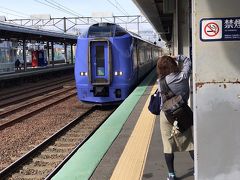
[224,19,240,29]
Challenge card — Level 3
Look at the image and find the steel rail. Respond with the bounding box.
[45,109,112,179]
[0,76,73,101]
[0,106,97,179]
[0,86,75,118]
[0,91,77,130]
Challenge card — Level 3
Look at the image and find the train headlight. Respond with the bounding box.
[80,72,88,76]
[114,71,123,76]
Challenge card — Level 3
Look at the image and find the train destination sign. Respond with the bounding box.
[200,17,240,41]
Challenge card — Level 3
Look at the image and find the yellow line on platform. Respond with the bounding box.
[110,84,158,180]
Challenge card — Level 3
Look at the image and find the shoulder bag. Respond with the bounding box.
[160,78,193,133]
[148,89,161,115]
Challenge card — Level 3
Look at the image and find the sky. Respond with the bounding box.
[0,0,163,45]
[0,0,141,19]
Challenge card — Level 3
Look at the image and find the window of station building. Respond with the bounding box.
[0,42,12,62]
[54,45,65,64]
[96,46,105,76]
[0,41,15,74]
[0,49,8,63]
[66,45,72,63]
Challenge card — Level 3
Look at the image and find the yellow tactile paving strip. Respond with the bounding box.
[110,84,158,180]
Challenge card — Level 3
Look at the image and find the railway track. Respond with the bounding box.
[0,106,115,180]
[0,86,77,130]
[0,76,74,108]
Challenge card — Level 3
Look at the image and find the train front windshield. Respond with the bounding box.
[87,23,128,38]
[88,25,114,38]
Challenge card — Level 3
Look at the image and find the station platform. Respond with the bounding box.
[52,69,194,180]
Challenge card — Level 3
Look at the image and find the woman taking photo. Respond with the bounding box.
[157,55,194,180]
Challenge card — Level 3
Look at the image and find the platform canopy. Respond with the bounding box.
[0,22,77,44]
[132,0,174,42]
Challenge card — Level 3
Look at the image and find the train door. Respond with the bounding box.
[89,40,112,85]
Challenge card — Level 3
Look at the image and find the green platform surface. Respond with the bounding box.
[52,69,156,180]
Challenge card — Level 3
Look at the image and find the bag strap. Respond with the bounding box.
[160,78,175,101]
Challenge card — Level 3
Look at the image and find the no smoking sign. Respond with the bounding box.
[200,19,222,40]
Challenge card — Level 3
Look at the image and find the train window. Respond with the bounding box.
[139,47,145,65]
[146,48,151,61]
[154,49,159,58]
[133,45,138,69]
[96,46,105,76]
[115,26,128,37]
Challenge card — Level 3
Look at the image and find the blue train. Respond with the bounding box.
[75,23,161,104]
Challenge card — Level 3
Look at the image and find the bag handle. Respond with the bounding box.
[160,78,175,101]
[154,89,158,95]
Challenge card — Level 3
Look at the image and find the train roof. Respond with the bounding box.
[80,23,127,38]
[128,31,159,47]
[80,23,160,47]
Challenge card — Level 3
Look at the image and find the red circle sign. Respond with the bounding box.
[204,22,219,37]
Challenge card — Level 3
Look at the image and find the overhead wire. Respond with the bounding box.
[106,0,128,16]
[114,0,129,15]
[34,0,70,15]
[33,0,81,17]
[41,0,129,17]
[0,6,29,18]
[48,0,83,17]
[3,0,129,19]
[0,10,27,19]
[44,0,82,17]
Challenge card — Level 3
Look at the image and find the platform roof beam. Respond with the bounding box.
[132,0,175,42]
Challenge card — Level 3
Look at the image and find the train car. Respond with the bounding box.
[75,23,161,104]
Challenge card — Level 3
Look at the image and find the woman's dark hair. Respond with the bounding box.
[157,55,180,78]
